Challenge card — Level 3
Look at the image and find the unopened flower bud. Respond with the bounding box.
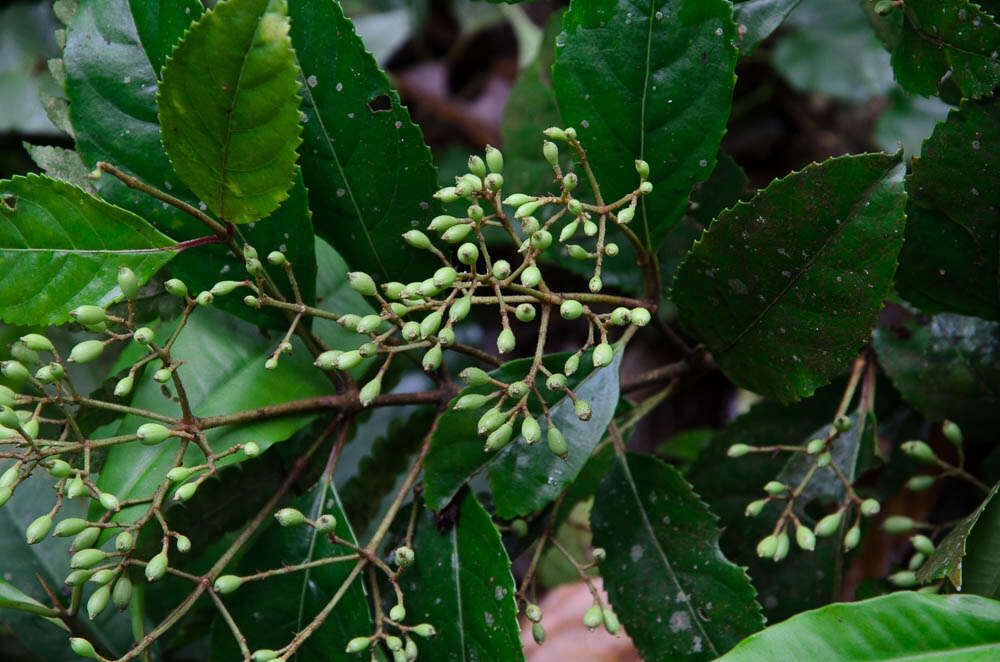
[70,637,98,658]
[112,575,133,610]
[214,574,243,595]
[883,515,916,534]
[275,508,306,527]
[69,340,104,364]
[547,426,568,457]
[563,353,580,376]
[639,181,653,194]
[796,525,816,551]
[54,517,88,537]
[860,498,881,517]
[442,223,473,243]
[165,279,188,297]
[617,207,635,224]
[941,420,962,446]
[20,333,53,352]
[210,280,241,296]
[478,408,505,435]
[243,441,260,458]
[345,636,371,653]
[574,399,591,421]
[315,513,338,533]
[422,344,442,372]
[359,378,381,407]
[764,481,786,495]
[196,291,214,306]
[889,570,917,587]
[485,423,514,451]
[560,299,583,320]
[542,126,565,141]
[901,440,937,464]
[745,499,767,517]
[583,604,602,630]
[589,276,602,293]
[906,475,936,491]
[99,492,120,511]
[395,545,415,568]
[563,172,578,191]
[497,328,515,354]
[26,514,53,544]
[593,342,613,367]
[70,548,105,569]
[521,415,541,444]
[70,305,106,325]
[532,622,546,644]
[635,159,650,178]
[114,376,134,397]
[137,423,172,445]
[492,260,511,280]
[72,527,101,552]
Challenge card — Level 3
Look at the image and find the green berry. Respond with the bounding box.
[530,230,552,252]
[884,516,916,534]
[87,584,110,619]
[20,333,53,352]
[457,242,479,265]
[26,514,53,544]
[745,499,767,517]
[764,481,786,495]
[560,299,583,319]
[356,314,382,335]
[532,622,546,644]
[515,303,536,323]
[520,215,540,235]
[635,159,650,178]
[34,364,59,383]
[593,342,614,368]
[72,527,101,552]
[267,250,287,265]
[153,367,173,383]
[174,482,197,502]
[136,423,172,445]
[906,475,936,491]
[47,459,72,478]
[485,422,514,451]
[477,408,505,436]
[942,420,963,446]
[756,535,778,560]
[70,637,98,658]
[116,531,134,553]
[901,440,937,464]
[602,608,620,635]
[112,575,133,610]
[70,548,106,569]
[436,329,455,348]
[339,314,362,331]
[359,378,381,407]
[467,204,484,222]
[413,623,437,638]
[54,517,89,537]
[210,280,241,296]
[492,260,511,280]
[214,575,243,595]
[460,367,491,386]
[454,393,494,411]
[860,498,881,517]
[448,296,471,323]
[315,513,338,533]
[114,375,134,397]
[583,604,602,630]
[345,636,371,654]
[99,492,120,511]
[336,351,364,371]
[525,603,542,623]
[547,426,568,457]
[796,525,816,551]
[520,266,542,288]
[243,295,260,308]
[422,344,442,372]
[727,444,752,458]
[521,415,541,445]
[497,328,515,354]
[609,307,630,326]
[196,291,214,306]
[165,278,188,297]
[815,512,843,537]
[275,508,306,527]
[395,545,415,568]
[70,305,106,325]
[69,340,104,364]
[574,399,592,421]
[442,223,473,243]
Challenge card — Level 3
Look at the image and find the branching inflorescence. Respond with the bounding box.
[0,131,662,662]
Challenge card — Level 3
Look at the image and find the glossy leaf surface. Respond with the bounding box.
[916,484,998,588]
[591,452,763,660]
[553,0,739,249]
[0,174,174,326]
[401,492,522,661]
[733,0,802,56]
[673,153,906,402]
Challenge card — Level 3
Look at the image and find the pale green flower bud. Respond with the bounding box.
[359,378,381,407]
[592,343,614,367]
[860,499,881,517]
[635,159,650,178]
[442,223,473,243]
[574,399,592,421]
[165,278,188,297]
[727,444,752,458]
[515,303,536,323]
[496,328,515,354]
[460,367,491,386]
[815,512,842,537]
[492,260,511,280]
[560,300,583,319]
[347,272,377,297]
[70,305,106,325]
[521,415,541,445]
[403,230,432,249]
[485,145,503,172]
[422,344,442,372]
[901,440,937,464]
[275,508,306,527]
[69,340,104,364]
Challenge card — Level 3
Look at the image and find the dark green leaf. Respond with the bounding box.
[716,592,1000,661]
[289,0,440,281]
[0,578,64,623]
[873,313,1000,438]
[0,466,135,660]
[916,483,998,587]
[895,98,1000,321]
[733,0,802,56]
[401,491,521,661]
[22,143,95,194]
[210,475,370,661]
[423,348,622,518]
[553,0,739,249]
[964,489,1000,599]
[672,153,907,402]
[0,174,175,326]
[128,0,203,77]
[772,0,893,104]
[591,452,763,661]
[889,0,1000,99]
[64,0,316,328]
[91,308,331,527]
[157,0,302,225]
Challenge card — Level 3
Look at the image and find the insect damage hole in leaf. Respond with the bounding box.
[366,94,392,113]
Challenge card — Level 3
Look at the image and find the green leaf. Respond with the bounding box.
[715,592,1000,661]
[210,476,370,661]
[0,2,61,134]
[0,173,175,326]
[873,88,950,158]
[22,143,96,194]
[917,483,998,588]
[895,98,1000,321]
[0,466,135,660]
[91,308,331,527]
[157,0,302,225]
[423,348,622,518]
[401,491,522,661]
[733,0,802,56]
[772,0,893,104]
[128,0,203,77]
[964,490,1000,599]
[873,313,1000,438]
[289,0,440,281]
[672,153,907,402]
[553,0,739,249]
[63,0,316,328]
[591,452,763,661]
[889,0,1000,99]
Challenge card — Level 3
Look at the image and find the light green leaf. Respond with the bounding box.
[672,153,907,402]
[401,492,522,661]
[715,592,1000,661]
[591,452,763,661]
[158,0,301,225]
[0,578,65,624]
[289,0,440,281]
[0,174,175,326]
[553,0,739,250]
[895,97,1000,321]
